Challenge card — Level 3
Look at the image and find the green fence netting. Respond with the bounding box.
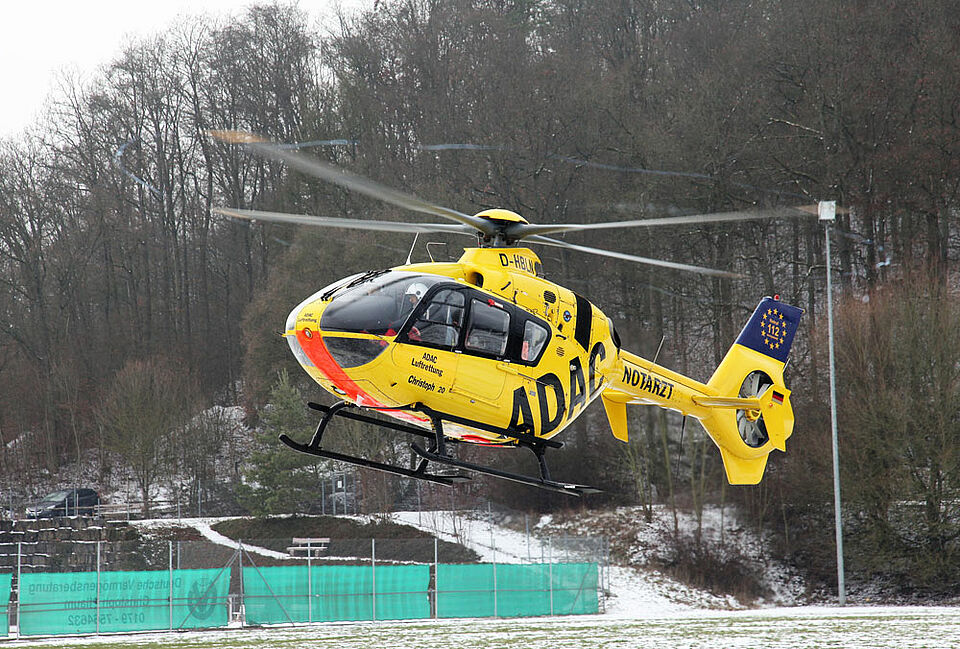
[19,567,231,636]
[437,562,598,618]
[242,564,430,625]
[0,573,10,637]
[548,562,599,615]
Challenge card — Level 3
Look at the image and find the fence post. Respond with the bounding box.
[492,561,497,618]
[492,536,497,618]
[168,540,173,631]
[433,537,438,619]
[548,538,554,616]
[238,540,244,627]
[307,539,313,623]
[371,539,376,622]
[16,542,20,639]
[603,537,609,609]
[96,541,101,635]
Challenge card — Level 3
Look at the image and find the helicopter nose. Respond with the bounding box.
[285,303,317,368]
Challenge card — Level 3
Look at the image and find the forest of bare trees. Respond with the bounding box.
[1,1,958,594]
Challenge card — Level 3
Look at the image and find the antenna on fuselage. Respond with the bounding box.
[405,232,420,265]
[653,335,666,364]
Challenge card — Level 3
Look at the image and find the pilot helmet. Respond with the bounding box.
[405,282,428,301]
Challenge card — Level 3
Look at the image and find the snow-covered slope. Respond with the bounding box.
[390,509,748,614]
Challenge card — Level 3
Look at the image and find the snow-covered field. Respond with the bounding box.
[6,607,960,648]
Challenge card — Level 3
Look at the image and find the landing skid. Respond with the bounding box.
[279,400,601,496]
[410,443,602,496]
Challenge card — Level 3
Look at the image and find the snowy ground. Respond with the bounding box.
[5,607,960,648]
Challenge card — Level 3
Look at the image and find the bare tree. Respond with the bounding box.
[97,357,194,515]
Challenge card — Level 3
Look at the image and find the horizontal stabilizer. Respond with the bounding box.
[692,395,762,409]
[718,446,770,485]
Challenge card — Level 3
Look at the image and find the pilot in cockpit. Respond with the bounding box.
[387,282,428,336]
[403,282,427,315]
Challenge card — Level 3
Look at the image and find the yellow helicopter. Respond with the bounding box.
[211,131,805,495]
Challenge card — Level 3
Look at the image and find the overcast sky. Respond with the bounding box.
[0,1,364,139]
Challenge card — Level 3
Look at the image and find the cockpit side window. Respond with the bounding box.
[521,320,550,362]
[406,289,465,350]
[465,299,510,357]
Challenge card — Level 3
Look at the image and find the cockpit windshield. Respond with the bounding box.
[320,271,447,335]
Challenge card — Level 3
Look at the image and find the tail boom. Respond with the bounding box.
[601,297,803,485]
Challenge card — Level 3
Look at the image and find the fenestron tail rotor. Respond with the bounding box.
[208,130,820,277]
[737,371,773,448]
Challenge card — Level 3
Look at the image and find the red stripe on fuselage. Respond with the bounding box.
[295,329,430,427]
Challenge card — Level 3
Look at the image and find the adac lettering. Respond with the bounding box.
[588,341,606,394]
[509,375,565,434]
[509,347,605,435]
[622,364,674,400]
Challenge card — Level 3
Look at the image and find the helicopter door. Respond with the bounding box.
[451,298,509,404]
[391,288,464,397]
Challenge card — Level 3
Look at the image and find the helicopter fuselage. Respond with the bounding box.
[284,244,800,486]
[286,247,619,445]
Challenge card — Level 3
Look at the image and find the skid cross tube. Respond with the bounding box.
[278,434,469,486]
[280,400,469,486]
[309,400,351,447]
[307,401,437,439]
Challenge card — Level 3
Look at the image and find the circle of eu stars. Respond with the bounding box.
[760,308,786,351]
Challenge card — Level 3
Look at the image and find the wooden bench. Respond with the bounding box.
[287,537,330,557]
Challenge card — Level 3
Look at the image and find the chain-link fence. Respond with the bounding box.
[0,532,605,640]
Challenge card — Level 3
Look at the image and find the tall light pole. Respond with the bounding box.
[819,200,846,606]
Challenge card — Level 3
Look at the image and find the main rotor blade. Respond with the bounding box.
[214,207,478,236]
[528,235,744,279]
[208,130,497,237]
[507,206,815,239]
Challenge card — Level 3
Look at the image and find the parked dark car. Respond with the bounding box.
[26,488,100,518]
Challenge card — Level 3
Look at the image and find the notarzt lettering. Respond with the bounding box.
[621,365,674,400]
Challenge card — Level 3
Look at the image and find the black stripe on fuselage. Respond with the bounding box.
[574,293,593,351]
